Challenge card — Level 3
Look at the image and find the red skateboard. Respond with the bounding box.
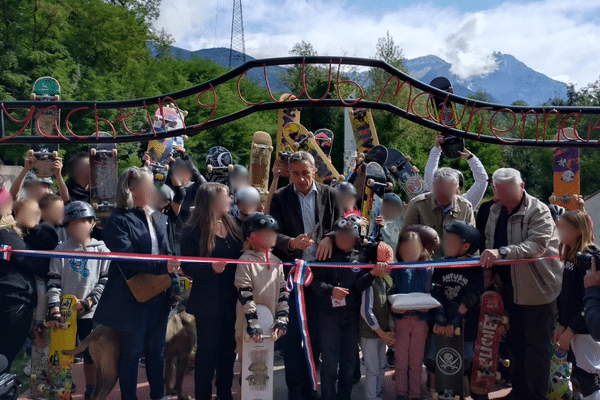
[471,291,509,396]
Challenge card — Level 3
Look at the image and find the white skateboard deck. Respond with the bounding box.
[241,304,275,400]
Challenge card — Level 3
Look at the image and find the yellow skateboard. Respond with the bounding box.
[38,295,78,400]
[348,108,380,153]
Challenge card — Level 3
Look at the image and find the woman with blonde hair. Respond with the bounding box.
[181,182,244,400]
[94,167,181,400]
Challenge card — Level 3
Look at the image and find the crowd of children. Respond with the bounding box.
[0,143,599,400]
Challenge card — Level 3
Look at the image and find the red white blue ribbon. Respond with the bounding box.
[286,259,318,391]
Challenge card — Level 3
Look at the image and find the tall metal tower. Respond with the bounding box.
[229,0,246,67]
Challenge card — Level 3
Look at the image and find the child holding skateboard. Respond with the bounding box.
[432,221,484,398]
[555,210,600,400]
[46,201,111,400]
[234,212,288,355]
[389,230,433,400]
[10,152,69,203]
[373,193,405,251]
[312,213,390,400]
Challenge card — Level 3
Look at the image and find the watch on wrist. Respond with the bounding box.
[499,247,508,259]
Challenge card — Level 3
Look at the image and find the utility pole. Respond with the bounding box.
[229,0,246,67]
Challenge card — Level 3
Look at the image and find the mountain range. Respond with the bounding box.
[153,45,568,106]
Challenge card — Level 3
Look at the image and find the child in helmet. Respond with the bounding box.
[46,201,111,400]
[234,212,289,358]
[431,220,484,398]
[233,186,262,228]
[312,212,390,400]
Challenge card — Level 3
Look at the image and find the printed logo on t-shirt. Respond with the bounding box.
[444,285,462,301]
[70,259,90,277]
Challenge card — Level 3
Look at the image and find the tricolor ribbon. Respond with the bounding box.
[286,259,318,391]
[1,245,11,261]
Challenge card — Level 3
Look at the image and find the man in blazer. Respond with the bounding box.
[270,151,341,400]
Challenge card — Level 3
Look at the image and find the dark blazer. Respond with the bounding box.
[94,208,178,333]
[270,182,341,263]
[180,224,243,318]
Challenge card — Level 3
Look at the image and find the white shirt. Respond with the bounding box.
[144,206,159,255]
[294,182,318,261]
[424,146,489,208]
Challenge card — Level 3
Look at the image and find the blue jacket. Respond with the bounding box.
[94,208,178,332]
[390,267,433,321]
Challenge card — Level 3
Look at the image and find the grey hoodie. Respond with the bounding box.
[47,237,111,319]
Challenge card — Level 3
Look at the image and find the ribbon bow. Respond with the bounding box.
[286,259,318,391]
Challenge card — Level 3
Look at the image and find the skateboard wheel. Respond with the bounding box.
[112,149,118,157]
[390,166,398,173]
[93,203,99,210]
[307,132,315,139]
[164,164,170,172]
[292,142,300,151]
[269,146,273,152]
[406,155,412,162]
[52,151,58,158]
[207,165,213,173]
[182,135,189,140]
[272,333,278,342]
[386,182,394,191]
[501,316,509,325]
[367,178,375,188]
[31,93,36,100]
[63,322,70,329]
[252,143,258,149]
[432,393,439,400]
[454,396,460,400]
[54,95,60,101]
[38,384,46,393]
[27,149,34,157]
[502,359,511,367]
[57,388,66,396]
[454,327,461,336]
[227,164,234,173]
[496,372,502,381]
[90,148,97,156]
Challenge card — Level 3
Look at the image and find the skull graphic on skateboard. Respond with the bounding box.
[432,322,464,400]
[206,146,234,185]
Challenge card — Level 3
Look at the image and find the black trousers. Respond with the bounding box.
[505,300,555,400]
[284,291,320,397]
[319,310,359,400]
[0,301,33,373]
[194,304,237,400]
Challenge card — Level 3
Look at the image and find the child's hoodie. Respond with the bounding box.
[47,237,111,319]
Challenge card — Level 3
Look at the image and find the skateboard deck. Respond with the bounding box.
[354,145,387,210]
[362,162,389,229]
[386,148,426,198]
[349,108,379,153]
[241,304,276,400]
[178,276,192,297]
[471,291,509,396]
[548,342,572,400]
[314,129,334,158]
[550,127,581,211]
[147,136,186,185]
[276,94,301,178]
[30,77,61,179]
[152,104,188,132]
[206,146,233,185]
[90,132,118,221]
[430,77,464,159]
[38,295,77,400]
[433,322,464,400]
[281,122,342,184]
[250,131,273,206]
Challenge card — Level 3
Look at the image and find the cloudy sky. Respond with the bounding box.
[156,0,600,87]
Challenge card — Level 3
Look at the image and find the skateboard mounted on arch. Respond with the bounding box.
[348,108,379,153]
[550,127,581,211]
[90,132,118,222]
[29,77,61,179]
[430,77,464,159]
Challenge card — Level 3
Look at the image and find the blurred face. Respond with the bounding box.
[339,193,357,212]
[16,203,41,229]
[443,232,469,258]
[73,158,91,186]
[66,218,94,244]
[381,201,401,220]
[171,166,192,186]
[237,200,259,218]
[335,230,358,252]
[433,179,458,207]
[289,161,316,195]
[251,228,277,250]
[556,218,581,247]
[131,175,158,208]
[230,176,250,193]
[213,189,232,217]
[493,180,524,210]
[398,240,422,263]
[41,201,65,226]
[25,183,51,202]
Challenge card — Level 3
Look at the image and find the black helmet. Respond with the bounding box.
[445,221,481,254]
[243,212,279,239]
[334,214,365,238]
[64,201,96,224]
[231,165,249,179]
[335,182,358,198]
[549,204,565,222]
[455,169,464,190]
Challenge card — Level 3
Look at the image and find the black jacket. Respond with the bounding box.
[94,208,178,333]
[270,182,341,265]
[180,224,243,318]
[558,246,597,334]
[312,247,375,312]
[0,228,36,307]
[66,178,90,203]
[23,222,59,278]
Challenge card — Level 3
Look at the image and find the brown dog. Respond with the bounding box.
[63,310,196,400]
